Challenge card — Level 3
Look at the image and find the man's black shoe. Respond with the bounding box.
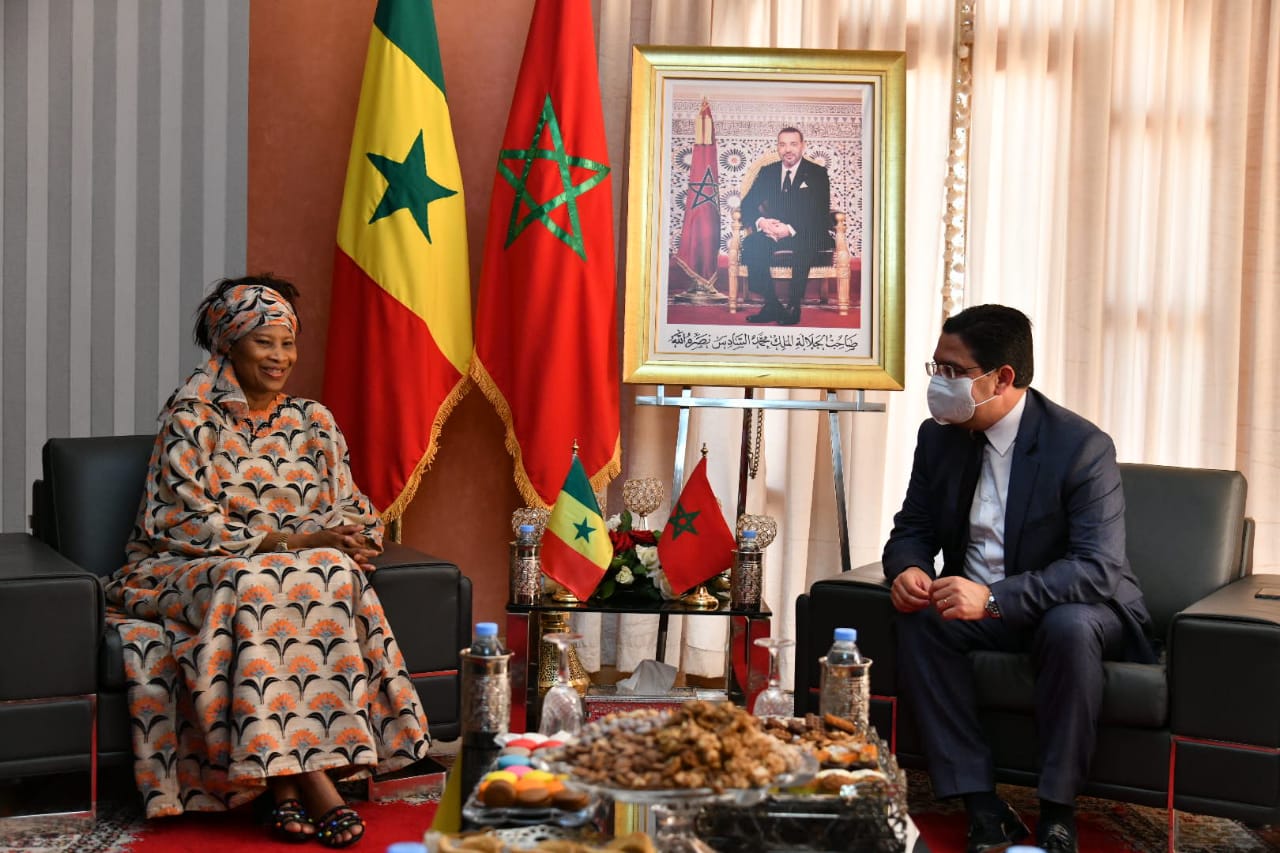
[746,303,783,323]
[1036,817,1078,853]
[777,305,802,326]
[966,801,1030,853]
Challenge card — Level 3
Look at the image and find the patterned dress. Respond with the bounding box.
[106,359,429,818]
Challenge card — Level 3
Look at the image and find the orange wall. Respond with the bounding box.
[247,0,537,628]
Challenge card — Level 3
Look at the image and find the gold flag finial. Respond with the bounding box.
[572,439,579,457]
[700,443,709,458]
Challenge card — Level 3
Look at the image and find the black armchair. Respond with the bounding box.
[795,462,1280,828]
[0,434,471,816]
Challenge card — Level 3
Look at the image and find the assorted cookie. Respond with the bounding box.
[759,713,880,769]
[544,700,797,792]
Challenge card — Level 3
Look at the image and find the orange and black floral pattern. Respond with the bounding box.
[106,361,428,818]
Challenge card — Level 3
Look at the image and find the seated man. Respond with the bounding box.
[882,304,1155,853]
[739,126,833,326]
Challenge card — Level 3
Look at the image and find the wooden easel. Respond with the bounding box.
[636,385,886,659]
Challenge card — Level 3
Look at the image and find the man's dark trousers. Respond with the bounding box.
[896,600,1125,804]
[742,232,815,312]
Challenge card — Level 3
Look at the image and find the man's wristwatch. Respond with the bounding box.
[985,591,1001,619]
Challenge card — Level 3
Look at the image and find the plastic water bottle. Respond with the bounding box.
[510,524,541,605]
[459,622,510,805]
[471,621,503,656]
[730,530,763,610]
[819,627,872,736]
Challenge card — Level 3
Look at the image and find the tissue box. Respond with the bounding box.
[583,685,726,721]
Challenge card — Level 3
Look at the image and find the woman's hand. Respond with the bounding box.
[301,524,381,572]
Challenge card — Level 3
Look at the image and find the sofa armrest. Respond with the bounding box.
[1170,574,1280,747]
[795,561,897,709]
[369,543,472,741]
[0,533,103,701]
[370,543,472,674]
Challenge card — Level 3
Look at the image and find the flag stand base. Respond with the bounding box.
[681,584,720,610]
[671,282,729,304]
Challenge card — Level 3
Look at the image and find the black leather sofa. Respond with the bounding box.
[796,462,1280,827]
[1,434,471,798]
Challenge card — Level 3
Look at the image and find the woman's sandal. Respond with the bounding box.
[259,796,314,843]
[314,804,365,848]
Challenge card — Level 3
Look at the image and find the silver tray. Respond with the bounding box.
[460,786,599,828]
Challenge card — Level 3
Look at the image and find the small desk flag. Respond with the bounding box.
[542,454,612,600]
[657,457,736,596]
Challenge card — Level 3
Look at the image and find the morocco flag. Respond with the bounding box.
[543,455,612,601]
[673,99,721,290]
[657,457,736,595]
[470,0,620,508]
[323,0,471,520]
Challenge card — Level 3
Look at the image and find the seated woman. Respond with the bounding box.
[107,275,429,847]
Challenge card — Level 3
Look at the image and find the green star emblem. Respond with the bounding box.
[667,502,701,540]
[366,130,457,243]
[497,94,610,261]
[687,166,718,210]
[573,516,597,543]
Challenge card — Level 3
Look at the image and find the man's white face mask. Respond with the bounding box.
[927,370,996,425]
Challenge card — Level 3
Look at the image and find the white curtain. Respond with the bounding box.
[585,0,1280,688]
[961,0,1280,573]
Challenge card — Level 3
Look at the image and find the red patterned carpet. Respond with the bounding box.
[906,771,1280,853]
[3,769,1277,852]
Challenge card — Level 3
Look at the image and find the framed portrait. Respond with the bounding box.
[622,46,905,390]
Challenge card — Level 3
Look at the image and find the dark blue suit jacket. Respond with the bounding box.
[882,389,1155,663]
[739,158,833,256]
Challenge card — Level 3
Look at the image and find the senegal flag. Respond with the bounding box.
[323,0,471,520]
[542,455,611,600]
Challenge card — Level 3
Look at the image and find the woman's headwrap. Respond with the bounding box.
[162,283,299,417]
[204,284,298,354]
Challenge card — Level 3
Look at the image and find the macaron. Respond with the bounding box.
[500,746,532,757]
[506,737,540,750]
[535,739,564,751]
[481,779,517,808]
[482,769,518,786]
[519,769,555,785]
[506,764,531,778]
[552,789,590,811]
[497,754,531,768]
[514,785,551,808]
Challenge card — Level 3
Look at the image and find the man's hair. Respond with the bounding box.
[942,304,1034,388]
[778,126,804,141]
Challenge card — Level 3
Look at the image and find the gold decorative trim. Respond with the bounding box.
[941,0,977,322]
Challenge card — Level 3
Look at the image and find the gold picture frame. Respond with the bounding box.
[623,46,905,391]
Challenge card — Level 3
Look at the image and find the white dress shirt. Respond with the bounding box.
[964,392,1027,586]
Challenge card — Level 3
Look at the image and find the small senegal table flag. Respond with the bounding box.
[543,454,612,601]
[323,0,471,520]
[657,456,737,596]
